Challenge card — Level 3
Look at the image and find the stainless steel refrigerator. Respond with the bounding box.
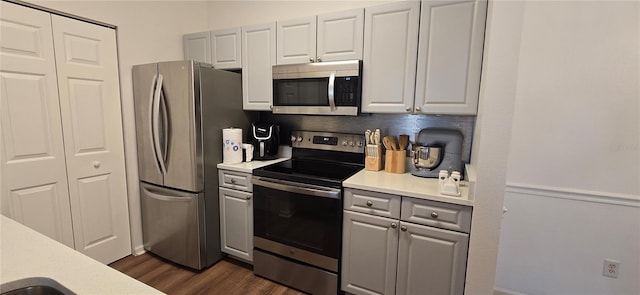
[132,60,254,269]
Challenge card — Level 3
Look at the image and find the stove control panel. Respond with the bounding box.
[291,131,364,154]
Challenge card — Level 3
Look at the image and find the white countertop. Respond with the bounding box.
[343,169,475,207]
[217,157,289,173]
[0,216,163,294]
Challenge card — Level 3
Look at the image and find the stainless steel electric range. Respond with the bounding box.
[251,130,365,295]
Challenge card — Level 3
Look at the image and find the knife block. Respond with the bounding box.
[365,145,383,171]
[384,150,406,174]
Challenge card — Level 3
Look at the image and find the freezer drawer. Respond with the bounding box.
[140,182,206,269]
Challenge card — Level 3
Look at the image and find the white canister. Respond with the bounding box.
[222,128,243,164]
[242,143,254,162]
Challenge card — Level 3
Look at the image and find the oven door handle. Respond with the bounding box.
[252,177,341,199]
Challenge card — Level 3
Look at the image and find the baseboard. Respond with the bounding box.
[494,287,528,295]
[133,245,146,256]
[505,183,640,207]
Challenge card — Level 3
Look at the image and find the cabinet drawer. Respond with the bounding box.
[401,197,472,233]
[218,170,252,192]
[344,188,401,219]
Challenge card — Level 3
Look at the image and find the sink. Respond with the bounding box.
[0,278,75,295]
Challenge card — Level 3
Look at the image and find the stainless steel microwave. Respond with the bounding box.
[272,60,362,116]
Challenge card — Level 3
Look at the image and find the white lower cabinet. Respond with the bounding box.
[218,170,253,262]
[342,211,399,295]
[341,189,471,295]
[396,222,469,295]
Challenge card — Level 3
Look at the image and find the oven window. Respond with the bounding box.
[253,184,341,259]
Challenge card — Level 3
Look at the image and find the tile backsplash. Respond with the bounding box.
[259,112,475,163]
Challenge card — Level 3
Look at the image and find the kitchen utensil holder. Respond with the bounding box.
[385,150,406,174]
[365,145,383,171]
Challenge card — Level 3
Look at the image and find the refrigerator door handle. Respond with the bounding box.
[145,187,192,202]
[160,88,169,166]
[152,74,167,175]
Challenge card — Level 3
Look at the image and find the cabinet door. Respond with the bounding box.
[396,222,469,295]
[414,0,487,115]
[242,23,275,111]
[211,28,242,69]
[183,31,211,63]
[0,1,74,247]
[219,187,253,262]
[317,8,364,62]
[361,1,420,113]
[276,16,316,65]
[51,15,132,264]
[342,211,398,295]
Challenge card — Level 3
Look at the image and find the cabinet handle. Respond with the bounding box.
[400,225,407,231]
[309,58,314,63]
[390,222,397,229]
[406,107,411,112]
[230,178,236,184]
[246,195,252,200]
[92,161,101,169]
[366,200,373,207]
[270,105,273,110]
[317,57,322,62]
[431,212,439,219]
[415,106,422,112]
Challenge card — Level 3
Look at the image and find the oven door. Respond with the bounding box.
[252,176,342,272]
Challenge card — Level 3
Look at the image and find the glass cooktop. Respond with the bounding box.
[252,158,363,188]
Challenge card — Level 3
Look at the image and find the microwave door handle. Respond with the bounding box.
[328,72,336,111]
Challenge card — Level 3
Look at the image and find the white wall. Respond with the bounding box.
[28,0,209,254]
[466,1,524,293]
[495,1,640,294]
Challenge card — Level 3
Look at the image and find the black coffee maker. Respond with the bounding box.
[249,122,279,160]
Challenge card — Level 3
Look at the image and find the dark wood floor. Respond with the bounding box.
[109,253,306,295]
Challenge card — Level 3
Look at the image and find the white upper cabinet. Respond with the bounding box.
[183,31,211,64]
[277,16,316,65]
[317,9,364,62]
[184,28,242,69]
[242,22,276,111]
[414,0,487,115]
[277,9,364,65]
[361,1,420,113]
[211,27,242,69]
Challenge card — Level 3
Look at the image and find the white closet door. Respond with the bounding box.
[51,15,131,264]
[0,1,74,247]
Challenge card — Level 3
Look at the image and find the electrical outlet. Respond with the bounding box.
[603,259,620,278]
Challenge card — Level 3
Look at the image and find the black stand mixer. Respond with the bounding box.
[411,128,464,178]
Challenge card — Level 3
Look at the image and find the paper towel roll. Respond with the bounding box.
[222,128,243,164]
